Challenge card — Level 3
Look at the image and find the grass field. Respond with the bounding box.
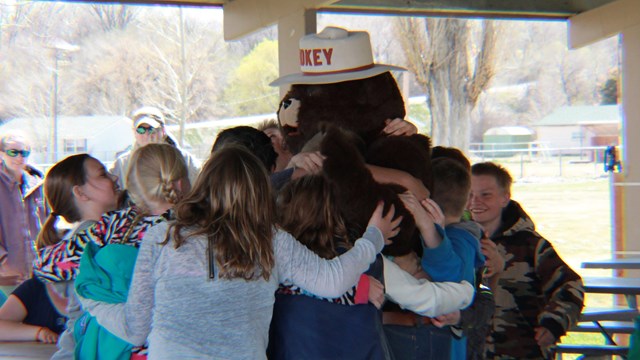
[492,159,626,358]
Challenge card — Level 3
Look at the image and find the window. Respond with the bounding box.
[63,139,87,153]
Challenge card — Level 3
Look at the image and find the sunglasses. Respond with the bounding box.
[136,126,157,135]
[4,149,31,158]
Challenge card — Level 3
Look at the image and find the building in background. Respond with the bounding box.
[0,116,134,166]
[533,105,621,153]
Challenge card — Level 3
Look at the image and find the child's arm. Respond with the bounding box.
[382,257,474,317]
[276,202,398,298]
[398,193,444,248]
[432,285,495,334]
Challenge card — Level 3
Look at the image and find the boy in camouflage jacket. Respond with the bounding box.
[469,162,584,359]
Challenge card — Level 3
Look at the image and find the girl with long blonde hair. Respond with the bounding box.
[72,143,190,359]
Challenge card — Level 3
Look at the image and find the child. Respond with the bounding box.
[32,153,120,359]
[0,276,67,343]
[72,143,189,359]
[79,145,396,359]
[398,157,486,360]
[269,174,475,359]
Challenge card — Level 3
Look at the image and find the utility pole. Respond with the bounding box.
[47,40,79,163]
[178,6,188,147]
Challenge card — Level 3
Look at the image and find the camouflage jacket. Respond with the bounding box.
[484,200,584,359]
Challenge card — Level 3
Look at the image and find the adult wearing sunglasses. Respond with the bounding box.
[0,132,47,295]
[110,106,201,191]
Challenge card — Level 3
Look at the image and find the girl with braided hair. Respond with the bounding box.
[71,143,189,360]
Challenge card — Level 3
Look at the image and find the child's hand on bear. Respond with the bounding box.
[382,118,418,136]
[420,198,445,228]
[399,192,443,248]
[368,202,402,245]
[287,151,324,176]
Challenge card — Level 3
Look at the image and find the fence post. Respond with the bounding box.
[558,152,563,177]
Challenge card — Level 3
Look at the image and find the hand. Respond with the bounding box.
[287,151,324,174]
[481,236,505,277]
[534,327,556,348]
[420,198,445,228]
[368,276,385,309]
[368,202,402,245]
[398,192,431,231]
[399,193,444,231]
[432,310,461,328]
[36,327,59,344]
[382,118,418,136]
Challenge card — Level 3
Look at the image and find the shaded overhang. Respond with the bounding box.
[65,0,618,39]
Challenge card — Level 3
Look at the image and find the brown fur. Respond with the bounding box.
[278,72,431,257]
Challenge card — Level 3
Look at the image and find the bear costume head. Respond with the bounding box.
[272,27,432,256]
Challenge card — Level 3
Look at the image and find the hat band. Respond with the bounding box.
[302,63,374,76]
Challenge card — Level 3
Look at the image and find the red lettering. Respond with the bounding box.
[322,48,333,65]
[304,49,312,66]
[313,49,322,65]
[299,50,305,66]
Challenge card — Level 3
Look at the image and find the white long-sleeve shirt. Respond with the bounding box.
[382,256,474,316]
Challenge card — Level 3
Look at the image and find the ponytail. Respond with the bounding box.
[36,214,61,250]
[35,154,91,249]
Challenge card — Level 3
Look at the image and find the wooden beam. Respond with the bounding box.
[223,0,334,40]
[568,0,640,49]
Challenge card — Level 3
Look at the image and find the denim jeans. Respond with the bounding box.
[384,324,453,360]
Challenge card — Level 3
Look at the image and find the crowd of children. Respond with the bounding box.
[0,99,585,360]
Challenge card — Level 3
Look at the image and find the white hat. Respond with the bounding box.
[269,27,405,87]
[132,106,165,128]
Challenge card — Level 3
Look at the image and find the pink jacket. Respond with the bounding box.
[0,164,47,281]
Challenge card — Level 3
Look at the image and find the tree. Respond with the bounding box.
[90,4,137,32]
[395,17,499,151]
[600,70,619,105]
[221,39,280,116]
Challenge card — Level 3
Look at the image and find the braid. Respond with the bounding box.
[161,180,181,205]
[126,143,187,211]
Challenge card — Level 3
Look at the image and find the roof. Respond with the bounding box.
[484,126,535,136]
[72,0,619,41]
[88,0,616,19]
[534,105,622,127]
[164,113,276,131]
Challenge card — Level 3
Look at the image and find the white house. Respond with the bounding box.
[0,115,134,165]
[533,105,621,152]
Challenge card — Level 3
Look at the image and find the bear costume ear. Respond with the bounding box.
[319,125,419,256]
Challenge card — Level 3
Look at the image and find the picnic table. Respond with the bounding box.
[582,257,640,270]
[552,266,640,358]
[583,276,640,308]
[0,341,57,359]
